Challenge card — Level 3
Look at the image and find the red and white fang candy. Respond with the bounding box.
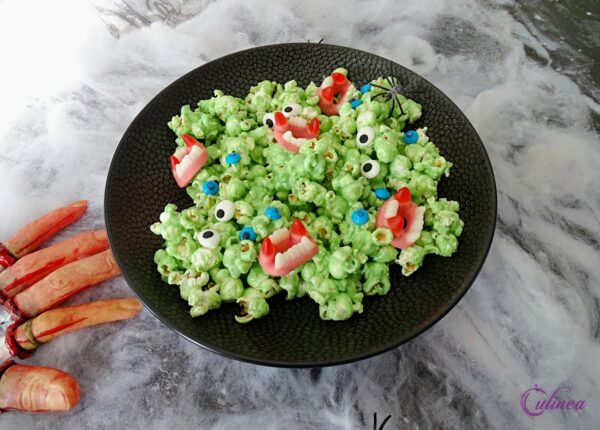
[258,220,318,276]
[273,112,320,153]
[376,187,425,250]
[170,134,209,188]
[317,72,354,116]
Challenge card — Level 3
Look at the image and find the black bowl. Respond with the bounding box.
[105,43,496,367]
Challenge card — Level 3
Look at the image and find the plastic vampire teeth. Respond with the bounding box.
[258,220,318,276]
[376,187,425,249]
[170,134,209,188]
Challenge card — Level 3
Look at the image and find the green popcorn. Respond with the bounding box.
[432,210,463,236]
[372,245,398,263]
[389,154,413,180]
[234,200,255,225]
[190,247,222,272]
[222,239,257,278]
[332,173,364,203]
[219,177,248,201]
[319,293,354,321]
[294,178,328,206]
[155,70,462,323]
[329,246,362,279]
[179,206,206,230]
[188,285,221,317]
[179,270,210,301]
[219,276,244,302]
[433,232,459,257]
[306,277,339,305]
[407,171,438,203]
[372,228,394,246]
[165,231,198,263]
[402,98,422,123]
[373,126,401,163]
[246,264,280,298]
[396,244,438,276]
[168,105,201,137]
[235,287,269,323]
[362,262,391,296]
[279,273,304,300]
[154,249,182,280]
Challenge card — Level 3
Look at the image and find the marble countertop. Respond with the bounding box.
[1,0,598,429]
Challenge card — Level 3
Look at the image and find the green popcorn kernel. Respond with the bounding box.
[433,232,459,257]
[188,285,221,317]
[332,173,364,203]
[362,262,391,296]
[329,246,361,279]
[306,277,339,305]
[372,227,394,246]
[154,249,182,280]
[372,245,399,263]
[190,247,222,272]
[319,293,354,321]
[389,155,412,180]
[246,264,280,298]
[396,244,437,276]
[219,277,244,302]
[373,127,401,163]
[279,273,304,300]
[235,288,270,323]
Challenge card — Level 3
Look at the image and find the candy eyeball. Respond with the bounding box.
[282,103,302,118]
[215,200,235,222]
[239,226,257,241]
[198,229,220,248]
[361,160,381,179]
[356,126,375,147]
[263,112,275,129]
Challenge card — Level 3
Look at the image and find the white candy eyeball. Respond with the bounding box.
[282,103,302,118]
[356,126,375,147]
[262,112,275,129]
[198,229,220,248]
[214,200,235,222]
[361,160,381,179]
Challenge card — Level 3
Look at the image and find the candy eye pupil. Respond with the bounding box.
[359,134,368,144]
[363,163,372,172]
[203,231,214,238]
[242,232,249,239]
[284,106,292,113]
[216,209,225,219]
[266,119,274,128]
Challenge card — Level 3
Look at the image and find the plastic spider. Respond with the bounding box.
[370,76,405,118]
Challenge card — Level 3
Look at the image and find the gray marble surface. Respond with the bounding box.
[1,0,599,428]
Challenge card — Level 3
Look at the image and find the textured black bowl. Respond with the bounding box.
[105,43,496,367]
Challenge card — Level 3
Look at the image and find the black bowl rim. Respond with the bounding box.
[104,42,497,368]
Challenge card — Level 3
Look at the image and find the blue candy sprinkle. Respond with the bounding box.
[351,209,369,225]
[374,188,391,200]
[350,99,362,109]
[403,130,418,144]
[202,180,219,195]
[360,83,372,94]
[239,227,256,241]
[265,207,281,220]
[225,152,241,164]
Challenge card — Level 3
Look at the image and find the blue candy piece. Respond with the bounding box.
[351,209,369,225]
[360,83,372,94]
[225,152,241,164]
[239,227,257,241]
[265,207,281,221]
[202,180,219,195]
[374,188,391,200]
[350,99,362,109]
[403,130,418,144]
